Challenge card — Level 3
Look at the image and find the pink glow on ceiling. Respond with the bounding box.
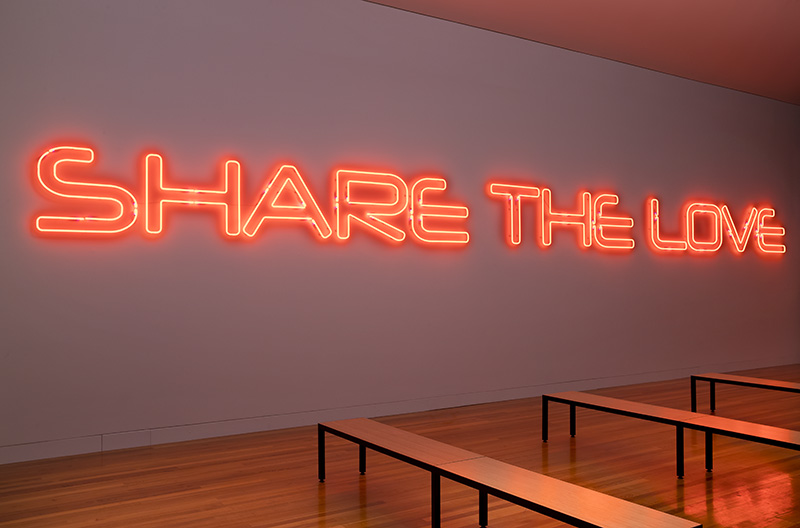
[367,0,800,105]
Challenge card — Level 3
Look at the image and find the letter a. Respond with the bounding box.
[243,165,332,239]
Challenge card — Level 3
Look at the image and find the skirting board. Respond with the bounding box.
[1,357,793,465]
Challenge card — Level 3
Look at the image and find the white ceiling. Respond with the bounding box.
[366,0,800,106]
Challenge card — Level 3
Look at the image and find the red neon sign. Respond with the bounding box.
[644,198,784,255]
[32,146,471,247]
[31,145,786,256]
[35,146,138,234]
[486,182,540,246]
[410,177,470,245]
[592,193,635,250]
[721,205,757,253]
[243,164,332,239]
[540,188,593,248]
[335,169,410,243]
[145,153,242,236]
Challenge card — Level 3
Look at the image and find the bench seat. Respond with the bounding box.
[543,391,800,478]
[687,413,800,450]
[319,417,701,528]
[691,373,800,412]
[440,456,700,528]
[318,417,482,469]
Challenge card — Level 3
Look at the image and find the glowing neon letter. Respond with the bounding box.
[755,208,786,254]
[144,154,241,236]
[686,202,723,253]
[720,205,757,253]
[646,198,687,252]
[592,193,635,250]
[486,182,541,246]
[243,165,332,239]
[34,146,138,234]
[540,188,592,248]
[409,177,469,245]
[335,170,408,242]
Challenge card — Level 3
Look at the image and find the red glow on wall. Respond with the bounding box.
[144,153,241,237]
[34,146,138,234]
[540,188,592,248]
[334,169,409,243]
[755,208,786,254]
[721,205,757,254]
[31,145,786,257]
[486,182,541,246]
[644,197,786,255]
[686,202,723,253]
[592,193,635,250]
[243,165,332,239]
[646,198,688,252]
[410,177,469,245]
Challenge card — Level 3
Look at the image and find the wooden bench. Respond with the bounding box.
[691,372,800,412]
[319,418,701,528]
[542,391,800,478]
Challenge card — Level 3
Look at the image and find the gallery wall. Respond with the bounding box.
[1,0,798,463]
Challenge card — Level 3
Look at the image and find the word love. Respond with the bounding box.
[32,145,785,255]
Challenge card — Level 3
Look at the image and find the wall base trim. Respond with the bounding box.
[1,358,793,465]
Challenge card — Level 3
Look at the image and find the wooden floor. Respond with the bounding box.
[1,364,799,528]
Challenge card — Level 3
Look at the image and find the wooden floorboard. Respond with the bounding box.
[1,364,798,527]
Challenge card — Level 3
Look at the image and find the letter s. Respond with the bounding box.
[34,146,138,234]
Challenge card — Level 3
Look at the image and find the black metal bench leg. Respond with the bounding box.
[569,404,576,437]
[690,377,697,412]
[431,473,441,528]
[318,425,326,482]
[705,431,713,472]
[676,426,684,479]
[542,397,549,442]
[710,381,716,412]
[479,489,488,528]
[359,444,366,475]
[542,396,550,442]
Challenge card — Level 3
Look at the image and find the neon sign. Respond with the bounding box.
[244,164,332,239]
[35,146,138,234]
[32,145,786,256]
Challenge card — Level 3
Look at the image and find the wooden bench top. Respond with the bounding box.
[320,418,483,467]
[545,391,698,424]
[693,373,800,391]
[545,391,800,448]
[687,413,800,448]
[322,418,701,528]
[440,457,701,528]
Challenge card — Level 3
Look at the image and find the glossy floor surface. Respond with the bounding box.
[1,364,798,527]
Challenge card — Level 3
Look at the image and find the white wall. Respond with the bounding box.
[1,0,798,463]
